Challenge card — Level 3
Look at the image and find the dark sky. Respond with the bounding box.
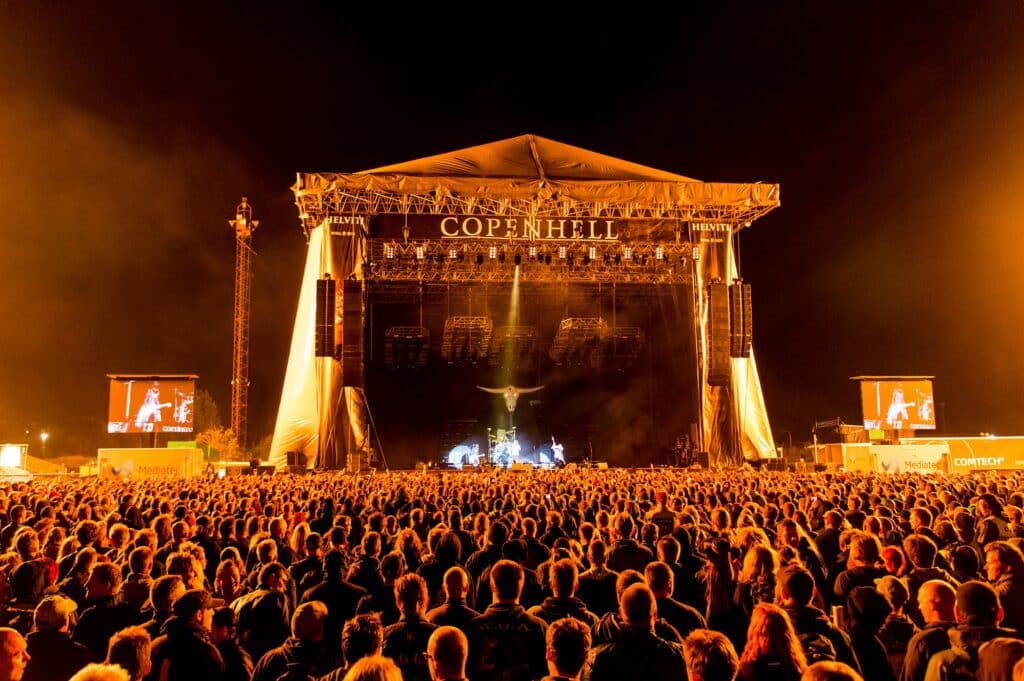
[2,2,1023,452]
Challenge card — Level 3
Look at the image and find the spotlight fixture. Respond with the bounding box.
[415,246,425,260]
[449,248,458,260]
[385,244,396,259]
[623,246,633,261]
[588,246,597,260]
[476,254,484,265]
[655,246,664,260]
[514,253,522,265]
[489,246,498,260]
[692,246,701,261]
[559,246,567,259]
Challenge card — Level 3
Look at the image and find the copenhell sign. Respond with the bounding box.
[367,214,705,242]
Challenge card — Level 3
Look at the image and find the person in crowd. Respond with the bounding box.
[983,541,1024,631]
[381,573,437,681]
[975,637,1024,681]
[976,495,1012,545]
[23,595,90,681]
[356,551,405,626]
[902,535,957,628]
[468,559,548,681]
[234,561,292,662]
[924,581,1020,681]
[683,629,740,681]
[208,607,253,681]
[646,560,707,638]
[577,539,619,617]
[586,583,688,681]
[73,562,143,661]
[900,580,956,681]
[417,531,463,609]
[426,567,480,631]
[539,617,591,681]
[106,625,152,681]
[142,574,185,639]
[425,626,469,681]
[316,614,384,681]
[0,629,29,681]
[251,600,337,681]
[844,587,896,681]
[607,514,654,573]
[834,533,889,604]
[775,565,859,671]
[875,576,917,677]
[737,603,807,681]
[529,558,600,628]
[147,589,225,681]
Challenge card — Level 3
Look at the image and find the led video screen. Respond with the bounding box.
[860,379,935,430]
[107,376,196,434]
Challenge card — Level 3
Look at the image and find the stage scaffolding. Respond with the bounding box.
[271,135,779,471]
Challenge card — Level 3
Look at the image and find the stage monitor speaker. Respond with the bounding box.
[315,276,336,357]
[707,282,730,385]
[694,451,710,468]
[596,462,609,470]
[729,281,752,357]
[342,279,364,386]
[257,465,276,475]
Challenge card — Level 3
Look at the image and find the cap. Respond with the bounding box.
[172,589,213,618]
[34,594,77,628]
[874,575,910,609]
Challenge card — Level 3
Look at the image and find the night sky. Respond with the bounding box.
[2,2,1023,454]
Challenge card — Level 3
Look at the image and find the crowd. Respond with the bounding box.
[0,467,1019,681]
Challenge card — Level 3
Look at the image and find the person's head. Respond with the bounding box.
[740,603,807,672]
[0,628,29,681]
[341,654,402,681]
[258,562,288,591]
[106,626,151,681]
[380,552,406,584]
[846,586,892,634]
[33,594,77,632]
[545,617,592,680]
[209,607,237,645]
[393,573,428,617]
[550,559,579,599]
[874,576,910,614]
[588,539,607,567]
[68,664,129,681]
[426,626,469,681]
[256,538,278,565]
[215,558,242,596]
[848,532,882,567]
[800,661,863,681]
[489,560,524,604]
[292,601,328,642]
[657,535,681,564]
[903,535,938,569]
[86,562,122,600]
[882,546,907,576]
[739,545,779,583]
[619,583,657,629]
[442,566,470,602]
[955,580,1003,627]
[644,561,674,599]
[917,579,956,624]
[150,574,185,617]
[683,629,739,681]
[776,565,816,606]
[984,541,1024,583]
[172,589,214,632]
[342,614,383,666]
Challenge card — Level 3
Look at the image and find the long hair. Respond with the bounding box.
[740,603,808,672]
[738,545,779,584]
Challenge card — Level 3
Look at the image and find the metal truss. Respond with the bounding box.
[440,316,493,364]
[294,175,777,238]
[383,326,430,368]
[365,239,694,285]
[550,317,609,365]
[365,280,689,306]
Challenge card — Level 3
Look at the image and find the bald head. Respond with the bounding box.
[918,579,956,624]
[427,626,468,681]
[442,566,470,601]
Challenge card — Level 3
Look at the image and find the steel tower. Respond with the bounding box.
[230,197,258,448]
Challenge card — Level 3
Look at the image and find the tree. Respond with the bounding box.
[193,389,223,434]
[195,426,240,461]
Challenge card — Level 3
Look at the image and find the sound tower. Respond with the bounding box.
[729,281,752,357]
[707,282,730,386]
[315,276,336,357]
[341,279,364,386]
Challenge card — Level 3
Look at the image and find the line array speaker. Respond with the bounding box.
[707,282,730,386]
[341,279,364,387]
[729,281,752,357]
[315,276,336,357]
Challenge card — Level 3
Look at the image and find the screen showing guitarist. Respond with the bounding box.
[134,381,171,428]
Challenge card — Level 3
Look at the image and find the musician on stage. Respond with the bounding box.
[134,381,166,427]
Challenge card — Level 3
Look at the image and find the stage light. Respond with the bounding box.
[449,248,458,260]
[415,246,425,260]
[385,245,396,259]
[0,445,23,468]
[476,254,484,265]
[623,246,633,261]
[655,246,664,260]
[589,246,597,260]
[489,246,497,260]
[559,246,567,259]
[498,251,505,264]
[529,246,537,258]
[514,253,522,265]
[692,246,701,261]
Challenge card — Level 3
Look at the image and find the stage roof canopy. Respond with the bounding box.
[294,134,779,235]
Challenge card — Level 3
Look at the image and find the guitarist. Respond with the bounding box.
[135,381,170,428]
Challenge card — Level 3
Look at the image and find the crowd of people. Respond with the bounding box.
[0,466,1019,681]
